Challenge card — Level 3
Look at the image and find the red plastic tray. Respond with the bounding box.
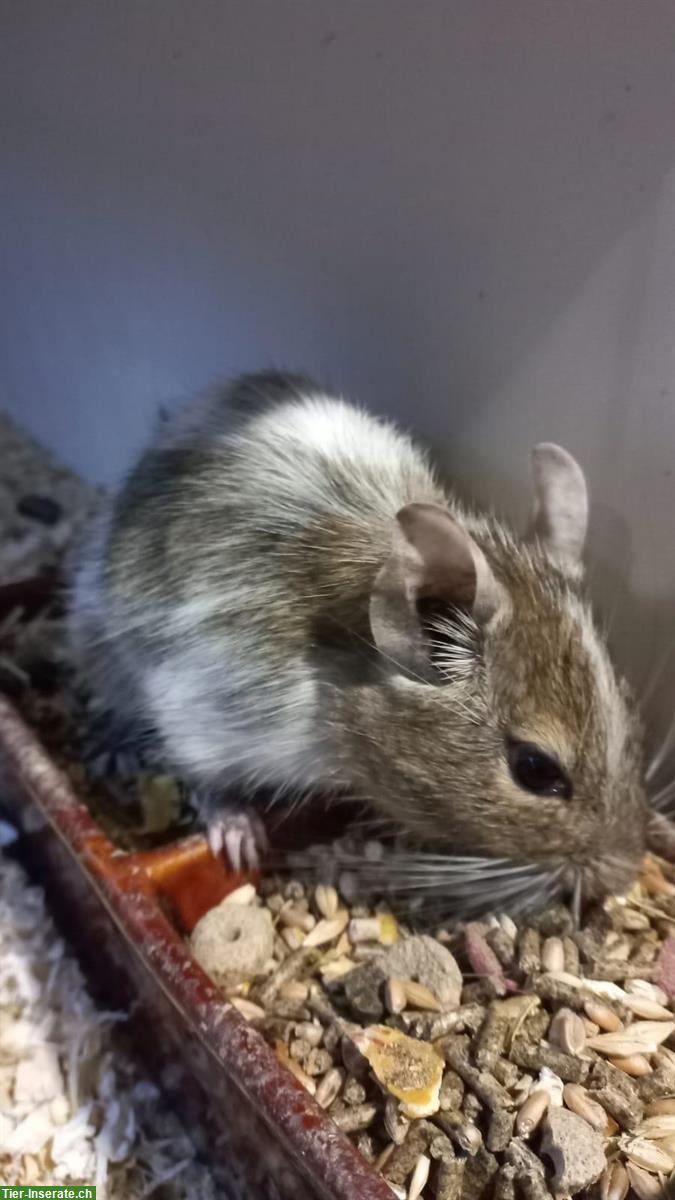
[0,693,393,1199]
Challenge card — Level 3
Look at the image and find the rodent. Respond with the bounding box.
[67,370,647,904]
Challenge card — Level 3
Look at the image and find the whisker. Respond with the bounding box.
[571,869,583,927]
[278,840,564,919]
[649,778,675,811]
[641,638,675,709]
[646,708,675,783]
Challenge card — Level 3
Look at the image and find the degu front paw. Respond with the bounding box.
[205,809,268,873]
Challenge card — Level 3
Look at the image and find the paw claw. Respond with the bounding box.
[224,828,244,873]
[207,822,224,857]
[205,810,266,874]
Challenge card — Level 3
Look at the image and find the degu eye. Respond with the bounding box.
[506,739,572,799]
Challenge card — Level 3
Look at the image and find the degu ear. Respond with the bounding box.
[369,503,502,676]
[528,443,588,577]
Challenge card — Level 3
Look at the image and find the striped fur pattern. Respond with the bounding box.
[67,372,647,901]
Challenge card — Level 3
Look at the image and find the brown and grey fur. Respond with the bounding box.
[68,371,647,901]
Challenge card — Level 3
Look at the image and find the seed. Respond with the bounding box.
[500,913,518,941]
[655,1045,675,1070]
[516,1088,550,1137]
[625,979,670,1006]
[349,917,381,943]
[374,1142,396,1174]
[384,1095,411,1145]
[320,957,356,982]
[604,933,631,961]
[230,997,265,1021]
[548,1007,587,1055]
[403,980,442,1012]
[274,1040,316,1094]
[622,1135,675,1173]
[314,884,339,919]
[315,1067,344,1108]
[407,1153,430,1200]
[562,1083,609,1132]
[547,972,626,1001]
[623,994,673,1020]
[609,1054,653,1077]
[586,1020,675,1056]
[332,1102,378,1133]
[224,882,257,905]
[384,978,408,1015]
[582,1018,600,1037]
[645,1097,675,1116]
[335,932,351,956]
[279,980,310,1003]
[542,937,565,973]
[343,1075,367,1106]
[282,927,305,950]
[583,1000,623,1032]
[304,911,350,947]
[279,905,316,933]
[637,1114,675,1138]
[348,912,399,946]
[294,1021,323,1047]
[621,909,651,931]
[588,1034,650,1057]
[599,1161,629,1200]
[625,1162,669,1199]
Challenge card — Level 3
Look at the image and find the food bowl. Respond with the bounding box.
[0,692,393,1199]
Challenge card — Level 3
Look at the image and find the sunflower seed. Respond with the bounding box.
[407,1153,430,1200]
[384,1095,410,1145]
[315,1066,344,1108]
